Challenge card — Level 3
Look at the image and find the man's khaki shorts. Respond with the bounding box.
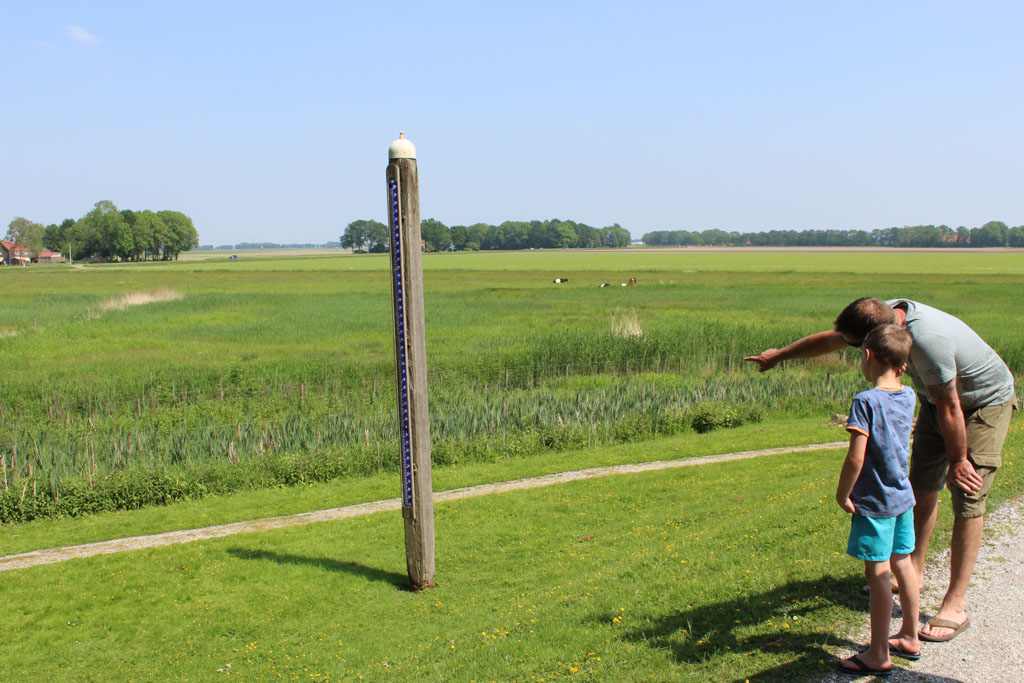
[909,399,1016,518]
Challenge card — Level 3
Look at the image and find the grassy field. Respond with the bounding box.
[2,249,1023,679]
[178,248,354,261]
[1,249,1023,520]
[1,421,1022,681]
[108,247,1024,273]
[0,416,844,557]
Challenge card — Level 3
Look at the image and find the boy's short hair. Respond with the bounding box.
[833,297,898,345]
[862,323,913,370]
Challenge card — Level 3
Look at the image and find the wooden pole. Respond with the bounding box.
[386,132,436,591]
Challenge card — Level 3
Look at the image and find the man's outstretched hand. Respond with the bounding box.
[744,349,782,373]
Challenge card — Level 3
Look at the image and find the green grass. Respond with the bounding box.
[2,246,1022,679]
[2,249,1023,521]
[132,248,1024,274]
[0,415,842,557]
[1,416,1021,681]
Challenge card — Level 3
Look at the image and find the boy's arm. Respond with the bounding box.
[836,431,867,514]
[744,330,848,373]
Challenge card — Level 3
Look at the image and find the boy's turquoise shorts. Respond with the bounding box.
[846,509,915,562]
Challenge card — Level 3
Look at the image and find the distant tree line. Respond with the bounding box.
[340,218,632,253]
[641,221,1024,248]
[6,201,199,262]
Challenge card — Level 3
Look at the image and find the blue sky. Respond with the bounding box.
[2,1,1022,245]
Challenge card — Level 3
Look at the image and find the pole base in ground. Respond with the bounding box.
[409,580,436,593]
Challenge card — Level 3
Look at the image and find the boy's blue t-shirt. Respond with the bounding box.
[846,385,916,518]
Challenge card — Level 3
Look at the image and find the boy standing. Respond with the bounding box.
[836,324,921,676]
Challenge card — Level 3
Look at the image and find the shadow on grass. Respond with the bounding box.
[227,548,411,590]
[589,574,951,682]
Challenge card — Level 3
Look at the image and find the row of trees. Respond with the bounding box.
[341,218,633,253]
[641,221,1024,248]
[5,201,199,262]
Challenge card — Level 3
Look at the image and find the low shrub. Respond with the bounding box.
[690,402,763,433]
[612,412,654,442]
[655,408,691,436]
[538,424,589,451]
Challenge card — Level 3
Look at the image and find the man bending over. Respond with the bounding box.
[746,297,1016,642]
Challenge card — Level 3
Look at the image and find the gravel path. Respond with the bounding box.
[826,494,1024,682]
[0,441,844,572]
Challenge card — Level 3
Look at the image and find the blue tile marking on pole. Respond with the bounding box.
[389,177,414,509]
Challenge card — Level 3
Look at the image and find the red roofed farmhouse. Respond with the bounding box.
[1,241,31,266]
[36,250,63,264]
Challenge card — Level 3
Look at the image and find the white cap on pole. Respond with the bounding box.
[389,132,417,160]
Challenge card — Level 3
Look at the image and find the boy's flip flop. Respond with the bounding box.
[920,617,970,642]
[888,641,922,661]
[835,654,893,676]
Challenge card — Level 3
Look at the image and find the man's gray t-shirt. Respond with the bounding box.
[886,299,1015,411]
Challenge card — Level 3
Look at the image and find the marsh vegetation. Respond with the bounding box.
[2,250,1022,521]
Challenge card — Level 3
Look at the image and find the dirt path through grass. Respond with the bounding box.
[0,441,845,572]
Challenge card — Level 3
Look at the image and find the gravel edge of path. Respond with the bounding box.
[824,494,1024,683]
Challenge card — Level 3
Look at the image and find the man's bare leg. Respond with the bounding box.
[885,489,938,592]
[920,513,983,639]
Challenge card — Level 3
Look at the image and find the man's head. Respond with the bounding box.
[833,297,898,347]
[861,323,913,372]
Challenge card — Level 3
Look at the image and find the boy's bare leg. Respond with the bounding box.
[881,491,936,593]
[862,560,894,670]
[889,553,921,654]
[920,514,983,638]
